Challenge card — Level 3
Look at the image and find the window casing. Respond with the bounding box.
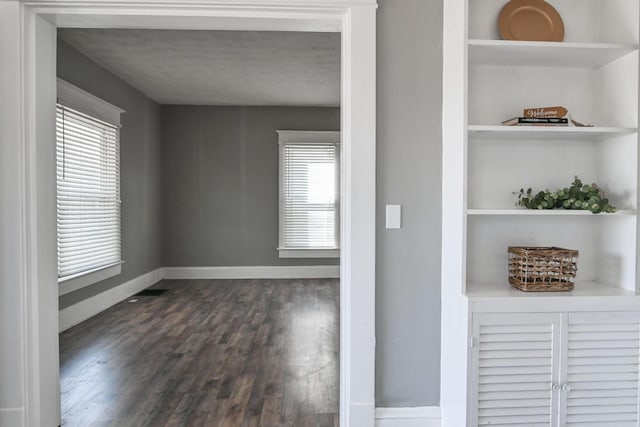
[278,130,340,258]
[56,79,124,295]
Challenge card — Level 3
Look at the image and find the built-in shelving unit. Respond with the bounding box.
[463,1,639,297]
[442,1,640,424]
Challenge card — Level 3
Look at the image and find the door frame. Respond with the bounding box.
[0,1,377,425]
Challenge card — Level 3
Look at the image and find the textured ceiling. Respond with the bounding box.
[58,29,341,106]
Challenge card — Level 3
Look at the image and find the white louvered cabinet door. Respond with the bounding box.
[563,312,640,427]
[470,313,562,427]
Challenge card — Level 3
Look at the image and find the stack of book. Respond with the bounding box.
[502,117,569,126]
[502,105,572,127]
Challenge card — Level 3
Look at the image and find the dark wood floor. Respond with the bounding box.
[59,278,339,427]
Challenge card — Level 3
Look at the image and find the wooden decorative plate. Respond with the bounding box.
[498,0,564,42]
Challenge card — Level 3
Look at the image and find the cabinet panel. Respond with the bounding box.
[564,312,640,426]
[471,312,640,426]
[471,313,561,426]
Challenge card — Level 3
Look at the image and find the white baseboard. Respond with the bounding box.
[161,265,340,280]
[59,268,162,332]
[375,407,441,427]
[349,402,376,427]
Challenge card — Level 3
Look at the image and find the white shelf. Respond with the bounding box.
[466,280,640,300]
[468,125,638,140]
[467,209,636,216]
[468,39,638,68]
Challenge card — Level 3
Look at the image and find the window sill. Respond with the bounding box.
[58,262,123,296]
[278,248,340,259]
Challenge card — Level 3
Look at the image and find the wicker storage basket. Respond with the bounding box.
[508,246,579,292]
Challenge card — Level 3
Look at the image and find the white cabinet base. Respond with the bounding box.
[470,311,640,426]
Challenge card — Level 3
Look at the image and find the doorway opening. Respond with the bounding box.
[10,2,375,426]
[56,27,342,425]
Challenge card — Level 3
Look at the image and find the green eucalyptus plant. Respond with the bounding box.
[515,176,616,214]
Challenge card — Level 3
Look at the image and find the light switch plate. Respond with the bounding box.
[386,205,401,229]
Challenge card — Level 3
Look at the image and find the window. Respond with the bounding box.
[278,130,340,258]
[56,79,124,295]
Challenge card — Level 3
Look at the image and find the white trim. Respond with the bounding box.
[277,129,341,144]
[1,2,30,424]
[340,7,377,425]
[375,407,442,427]
[161,265,340,280]
[278,248,340,258]
[441,0,470,426]
[11,2,376,426]
[57,78,124,126]
[25,13,60,427]
[58,263,122,296]
[44,5,353,33]
[59,268,162,332]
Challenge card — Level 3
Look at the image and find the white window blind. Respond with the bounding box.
[56,103,122,279]
[283,143,338,248]
[279,132,340,252]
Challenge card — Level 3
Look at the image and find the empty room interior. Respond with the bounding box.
[9,1,640,426]
[56,28,342,426]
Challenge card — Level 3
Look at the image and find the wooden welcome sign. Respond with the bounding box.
[523,106,568,118]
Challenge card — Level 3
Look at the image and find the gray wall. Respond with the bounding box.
[57,40,163,309]
[160,105,340,267]
[376,0,443,406]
